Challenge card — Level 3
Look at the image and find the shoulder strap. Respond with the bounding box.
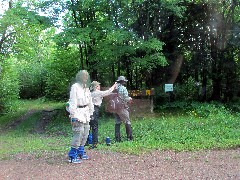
[112,89,118,93]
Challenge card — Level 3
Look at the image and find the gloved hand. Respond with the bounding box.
[129,97,133,104]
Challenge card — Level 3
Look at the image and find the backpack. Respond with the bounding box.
[106,92,125,113]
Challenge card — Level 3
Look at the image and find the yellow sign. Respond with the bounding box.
[146,90,151,96]
[128,89,154,97]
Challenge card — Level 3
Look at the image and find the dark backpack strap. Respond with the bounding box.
[112,89,118,93]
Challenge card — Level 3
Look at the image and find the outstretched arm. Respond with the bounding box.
[93,82,117,98]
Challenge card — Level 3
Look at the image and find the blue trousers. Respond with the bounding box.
[90,105,100,145]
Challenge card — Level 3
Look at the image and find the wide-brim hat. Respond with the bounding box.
[116,76,128,82]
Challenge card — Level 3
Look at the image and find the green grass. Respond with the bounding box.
[97,115,240,154]
[0,99,239,159]
[0,99,64,128]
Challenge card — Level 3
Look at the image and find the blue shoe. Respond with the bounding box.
[81,152,89,160]
[68,157,81,164]
[88,133,93,145]
[77,146,89,160]
[68,147,81,163]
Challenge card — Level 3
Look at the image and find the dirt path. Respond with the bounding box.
[1,148,239,180]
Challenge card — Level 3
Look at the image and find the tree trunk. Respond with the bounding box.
[201,70,207,102]
[167,54,183,84]
[79,44,84,69]
[210,51,222,101]
[112,64,116,82]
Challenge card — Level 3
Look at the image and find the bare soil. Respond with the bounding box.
[0,148,239,180]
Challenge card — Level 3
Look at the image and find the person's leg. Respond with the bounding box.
[118,108,133,141]
[125,123,133,141]
[78,121,90,159]
[68,120,84,163]
[70,121,85,147]
[80,121,90,146]
[114,113,121,142]
[91,106,99,148]
[87,116,94,146]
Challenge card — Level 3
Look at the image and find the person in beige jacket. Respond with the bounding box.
[67,70,94,163]
[89,81,116,149]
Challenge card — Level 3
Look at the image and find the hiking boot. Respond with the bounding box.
[125,124,133,141]
[115,124,121,142]
[89,144,97,149]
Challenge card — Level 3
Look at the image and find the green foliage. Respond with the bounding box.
[132,38,168,70]
[161,0,187,18]
[174,77,199,101]
[188,102,236,119]
[0,4,52,54]
[1,0,240,104]
[152,86,174,106]
[0,57,20,114]
[157,101,190,111]
[226,102,240,113]
[14,27,57,98]
[157,101,239,121]
[56,27,92,45]
[18,62,45,98]
[6,4,52,28]
[0,2,56,108]
[44,47,80,100]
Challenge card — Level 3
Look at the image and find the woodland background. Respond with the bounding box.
[0,0,240,114]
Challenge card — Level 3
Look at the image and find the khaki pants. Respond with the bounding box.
[114,108,131,125]
[70,120,90,148]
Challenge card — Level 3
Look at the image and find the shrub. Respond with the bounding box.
[44,47,80,100]
[0,57,20,114]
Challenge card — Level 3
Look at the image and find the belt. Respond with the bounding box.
[77,105,87,108]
